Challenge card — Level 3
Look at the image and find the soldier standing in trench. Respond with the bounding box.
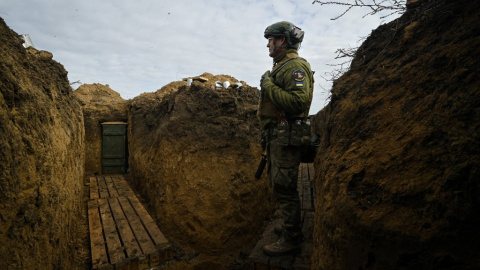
[258,21,314,256]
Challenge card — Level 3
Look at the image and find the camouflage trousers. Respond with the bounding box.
[267,138,303,243]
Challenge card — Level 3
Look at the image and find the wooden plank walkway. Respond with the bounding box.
[88,175,173,270]
[248,163,315,270]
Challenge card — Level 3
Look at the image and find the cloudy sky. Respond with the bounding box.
[1,0,402,114]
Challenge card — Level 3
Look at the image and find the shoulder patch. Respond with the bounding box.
[292,69,306,81]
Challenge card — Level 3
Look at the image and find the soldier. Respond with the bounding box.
[258,21,314,256]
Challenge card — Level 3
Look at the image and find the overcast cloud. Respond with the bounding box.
[1,0,401,114]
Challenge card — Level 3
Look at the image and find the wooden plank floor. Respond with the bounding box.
[248,163,315,270]
[88,175,172,270]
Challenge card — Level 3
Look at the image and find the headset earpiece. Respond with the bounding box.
[291,26,304,44]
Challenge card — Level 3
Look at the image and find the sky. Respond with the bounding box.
[0,0,402,114]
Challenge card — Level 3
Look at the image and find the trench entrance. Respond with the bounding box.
[101,122,128,174]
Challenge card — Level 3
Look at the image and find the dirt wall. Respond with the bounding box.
[0,18,86,269]
[127,75,275,264]
[311,0,480,269]
[74,84,128,174]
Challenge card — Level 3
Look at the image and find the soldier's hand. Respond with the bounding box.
[260,70,272,89]
[260,70,269,86]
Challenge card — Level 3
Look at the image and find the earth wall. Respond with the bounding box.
[73,83,128,174]
[127,75,275,265]
[0,18,86,269]
[311,0,480,269]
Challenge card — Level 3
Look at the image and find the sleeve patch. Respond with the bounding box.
[292,69,306,81]
[295,81,304,87]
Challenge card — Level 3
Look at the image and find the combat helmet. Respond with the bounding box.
[264,21,304,49]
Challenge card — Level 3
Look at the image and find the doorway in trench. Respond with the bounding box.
[101,122,128,174]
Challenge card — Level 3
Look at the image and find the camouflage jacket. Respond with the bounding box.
[258,49,314,130]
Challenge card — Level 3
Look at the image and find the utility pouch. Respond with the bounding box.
[290,119,310,146]
[272,118,320,163]
[274,122,291,146]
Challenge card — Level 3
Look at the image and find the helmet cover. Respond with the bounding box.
[264,21,304,49]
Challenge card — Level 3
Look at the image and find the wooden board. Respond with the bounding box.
[88,201,112,270]
[90,176,100,200]
[97,176,110,198]
[182,76,208,82]
[299,163,315,212]
[88,174,172,269]
[105,176,120,198]
[98,198,127,267]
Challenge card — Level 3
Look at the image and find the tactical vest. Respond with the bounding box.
[258,52,314,122]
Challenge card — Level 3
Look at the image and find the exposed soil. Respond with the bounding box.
[72,76,275,268]
[311,0,480,269]
[1,0,480,269]
[74,83,128,174]
[0,18,86,269]
[126,74,275,267]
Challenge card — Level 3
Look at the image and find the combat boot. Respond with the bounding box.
[274,224,282,235]
[263,236,301,256]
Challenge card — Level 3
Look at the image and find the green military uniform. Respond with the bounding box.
[258,21,314,256]
[258,49,313,129]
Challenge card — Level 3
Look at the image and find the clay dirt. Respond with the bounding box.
[1,0,479,269]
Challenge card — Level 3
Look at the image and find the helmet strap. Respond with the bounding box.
[272,44,287,54]
[272,37,288,52]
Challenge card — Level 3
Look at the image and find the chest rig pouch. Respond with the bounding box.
[274,117,319,163]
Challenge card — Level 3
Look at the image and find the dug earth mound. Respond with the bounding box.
[74,83,128,174]
[126,75,276,266]
[74,75,275,267]
[312,0,480,269]
[1,0,480,268]
[0,18,85,269]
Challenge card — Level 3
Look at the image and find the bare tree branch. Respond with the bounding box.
[334,47,358,59]
[70,80,81,86]
[312,0,406,20]
[323,60,352,81]
[313,1,406,83]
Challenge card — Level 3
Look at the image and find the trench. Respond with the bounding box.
[84,164,315,269]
